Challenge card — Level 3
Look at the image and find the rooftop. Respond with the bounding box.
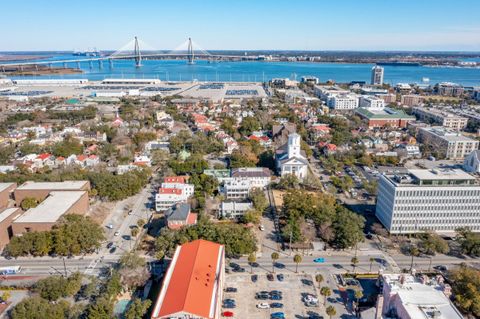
[0,182,16,193]
[409,168,476,181]
[420,127,477,142]
[383,274,463,319]
[151,239,224,319]
[385,168,477,187]
[13,191,87,224]
[355,107,415,119]
[0,208,21,224]
[165,203,191,222]
[16,181,89,191]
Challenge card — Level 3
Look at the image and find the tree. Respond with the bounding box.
[332,207,365,249]
[277,174,299,190]
[326,305,337,319]
[20,197,39,210]
[351,257,359,273]
[369,257,375,272]
[52,136,83,157]
[131,227,139,237]
[271,252,279,273]
[249,188,268,212]
[10,297,70,319]
[409,246,419,271]
[315,274,324,289]
[238,116,260,136]
[242,209,261,225]
[449,264,480,317]
[1,291,11,301]
[125,298,152,319]
[248,253,257,274]
[418,231,449,255]
[86,297,113,319]
[293,254,302,273]
[320,286,331,305]
[456,227,480,257]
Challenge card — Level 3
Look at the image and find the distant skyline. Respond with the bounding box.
[2,0,480,52]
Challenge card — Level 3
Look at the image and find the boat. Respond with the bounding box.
[422,77,430,82]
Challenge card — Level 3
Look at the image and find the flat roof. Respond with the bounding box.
[16,181,88,191]
[409,168,475,181]
[420,127,477,142]
[0,183,15,193]
[356,107,415,119]
[0,208,21,224]
[152,239,224,319]
[13,191,86,224]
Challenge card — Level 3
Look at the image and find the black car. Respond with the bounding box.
[223,299,235,304]
[270,290,282,295]
[225,287,238,293]
[256,294,269,300]
[109,247,117,253]
[270,303,283,309]
[106,242,114,249]
[277,274,284,281]
[223,303,236,309]
[251,275,258,282]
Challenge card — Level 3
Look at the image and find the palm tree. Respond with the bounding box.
[326,305,336,319]
[248,253,256,274]
[351,257,359,273]
[271,252,279,273]
[410,246,419,272]
[320,286,332,305]
[293,254,302,273]
[369,257,374,272]
[315,274,324,289]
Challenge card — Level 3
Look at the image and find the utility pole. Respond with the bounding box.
[63,257,67,277]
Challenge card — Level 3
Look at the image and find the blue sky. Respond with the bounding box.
[2,0,480,51]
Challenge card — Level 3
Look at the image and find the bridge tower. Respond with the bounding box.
[134,36,142,68]
[187,37,195,65]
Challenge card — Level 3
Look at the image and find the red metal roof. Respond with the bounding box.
[158,188,183,195]
[164,176,186,184]
[152,239,224,319]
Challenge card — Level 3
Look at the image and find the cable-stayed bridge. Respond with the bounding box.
[0,37,258,70]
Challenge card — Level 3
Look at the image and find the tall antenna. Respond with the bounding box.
[134,36,142,68]
[187,37,194,65]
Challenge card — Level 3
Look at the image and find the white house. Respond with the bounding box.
[275,133,309,180]
[464,150,480,173]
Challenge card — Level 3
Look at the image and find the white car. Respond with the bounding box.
[259,225,265,231]
[114,231,120,236]
[256,303,270,309]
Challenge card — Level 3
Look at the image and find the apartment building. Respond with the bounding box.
[219,201,253,219]
[359,96,385,109]
[413,107,468,130]
[327,94,359,110]
[221,178,251,200]
[417,127,479,159]
[155,188,188,212]
[371,65,384,85]
[231,167,271,189]
[400,94,423,107]
[375,168,480,234]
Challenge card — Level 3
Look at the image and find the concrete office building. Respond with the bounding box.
[413,107,468,130]
[0,208,22,250]
[231,167,271,189]
[219,201,253,219]
[327,94,359,110]
[355,107,415,129]
[359,96,385,109]
[417,127,479,160]
[12,191,89,235]
[371,65,384,85]
[14,181,90,205]
[375,168,480,234]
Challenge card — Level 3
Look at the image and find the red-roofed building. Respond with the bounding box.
[151,239,225,319]
[164,176,188,184]
[155,188,188,211]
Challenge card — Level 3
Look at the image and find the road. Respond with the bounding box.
[0,181,156,277]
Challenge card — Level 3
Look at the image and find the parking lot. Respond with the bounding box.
[224,272,324,319]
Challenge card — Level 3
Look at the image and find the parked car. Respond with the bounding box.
[109,247,117,254]
[271,312,285,319]
[251,274,258,282]
[270,303,283,309]
[222,311,234,317]
[114,231,120,236]
[270,294,282,300]
[222,303,236,309]
[106,242,114,249]
[256,303,270,309]
[259,225,265,231]
[225,287,237,293]
[277,274,284,281]
[256,294,269,300]
[106,224,113,229]
[267,273,274,281]
[270,290,282,295]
